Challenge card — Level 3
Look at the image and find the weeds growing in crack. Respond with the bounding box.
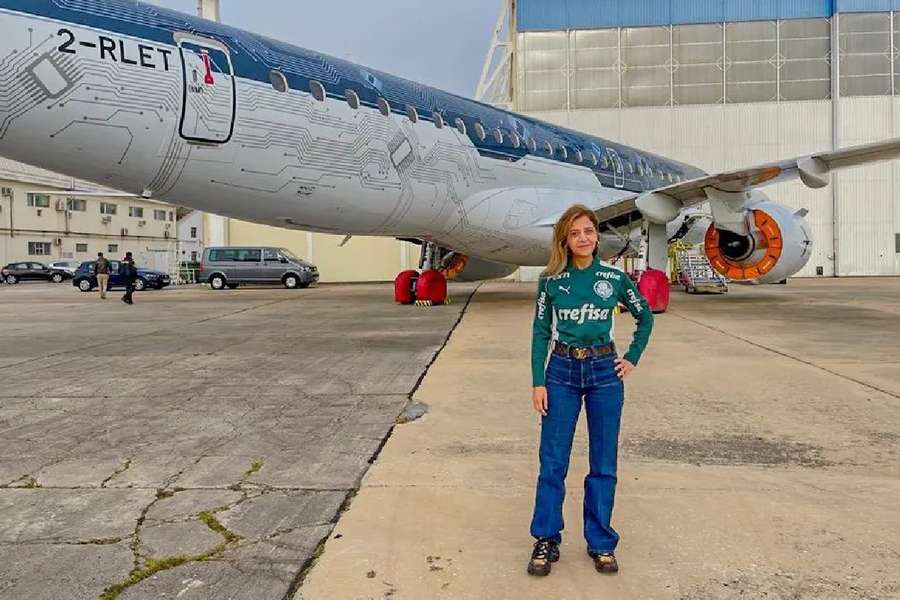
[198,511,242,544]
[14,476,40,489]
[244,460,264,478]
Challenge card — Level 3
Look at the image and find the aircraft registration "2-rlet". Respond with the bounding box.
[56,28,172,71]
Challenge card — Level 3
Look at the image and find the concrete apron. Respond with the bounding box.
[299,280,900,600]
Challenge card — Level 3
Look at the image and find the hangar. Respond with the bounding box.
[479,0,900,277]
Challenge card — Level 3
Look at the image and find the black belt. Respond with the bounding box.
[552,341,615,360]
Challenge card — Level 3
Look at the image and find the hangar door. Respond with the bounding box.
[176,33,236,144]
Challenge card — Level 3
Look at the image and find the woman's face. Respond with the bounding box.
[566,214,598,259]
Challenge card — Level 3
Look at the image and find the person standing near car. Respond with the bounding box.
[95,252,110,300]
[121,251,136,305]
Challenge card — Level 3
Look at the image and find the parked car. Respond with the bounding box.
[49,261,82,276]
[2,261,70,284]
[72,261,171,292]
[200,247,319,290]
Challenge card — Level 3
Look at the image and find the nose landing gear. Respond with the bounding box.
[394,241,449,306]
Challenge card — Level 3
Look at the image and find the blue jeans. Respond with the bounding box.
[530,352,624,554]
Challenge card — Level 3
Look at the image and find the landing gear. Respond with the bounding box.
[393,242,449,306]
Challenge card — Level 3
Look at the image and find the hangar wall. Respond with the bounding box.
[513,0,900,277]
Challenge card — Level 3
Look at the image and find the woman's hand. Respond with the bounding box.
[532,386,548,416]
[614,357,635,379]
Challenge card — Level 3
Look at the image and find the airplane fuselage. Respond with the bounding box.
[0,1,720,268]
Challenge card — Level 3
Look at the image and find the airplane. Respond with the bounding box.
[2,0,899,310]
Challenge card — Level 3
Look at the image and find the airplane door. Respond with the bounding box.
[176,34,236,144]
[606,148,625,189]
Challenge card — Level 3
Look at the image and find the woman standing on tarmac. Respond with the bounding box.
[527,204,654,576]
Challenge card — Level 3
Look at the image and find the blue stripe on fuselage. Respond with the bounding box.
[0,0,706,194]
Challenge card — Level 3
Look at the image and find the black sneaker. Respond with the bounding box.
[527,538,560,576]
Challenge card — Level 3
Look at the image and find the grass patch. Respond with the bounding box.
[99,555,195,600]
[244,460,264,478]
[198,511,242,544]
[18,476,40,489]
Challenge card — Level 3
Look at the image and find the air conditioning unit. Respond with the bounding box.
[55,199,66,211]
[101,216,112,224]
[138,220,147,227]
[0,187,12,198]
[121,227,129,236]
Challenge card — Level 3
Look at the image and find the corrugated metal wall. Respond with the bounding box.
[514,7,900,277]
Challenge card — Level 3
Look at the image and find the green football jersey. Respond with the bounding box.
[531,258,654,386]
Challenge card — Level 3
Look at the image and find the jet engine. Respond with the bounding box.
[704,202,812,284]
[440,253,518,282]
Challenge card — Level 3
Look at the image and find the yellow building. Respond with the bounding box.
[0,159,176,271]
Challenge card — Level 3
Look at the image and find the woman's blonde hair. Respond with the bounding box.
[542,204,601,278]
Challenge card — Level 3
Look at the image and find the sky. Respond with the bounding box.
[149,0,502,97]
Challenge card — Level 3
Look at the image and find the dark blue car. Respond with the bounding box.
[72,261,171,292]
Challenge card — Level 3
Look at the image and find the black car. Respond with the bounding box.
[1,261,70,284]
[72,261,171,292]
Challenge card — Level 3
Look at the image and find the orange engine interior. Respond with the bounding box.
[704,209,783,280]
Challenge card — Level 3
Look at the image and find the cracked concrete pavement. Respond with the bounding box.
[299,278,900,600]
[0,282,476,600]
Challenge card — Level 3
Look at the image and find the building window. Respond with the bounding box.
[66,198,87,211]
[169,211,174,222]
[310,80,326,102]
[269,70,288,93]
[190,227,197,239]
[840,13,892,97]
[27,194,50,208]
[76,243,88,253]
[108,244,118,253]
[153,209,167,221]
[28,241,51,255]
[377,97,391,116]
[129,207,144,218]
[100,202,117,215]
[346,89,360,109]
[191,251,198,262]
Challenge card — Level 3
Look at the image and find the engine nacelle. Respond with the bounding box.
[441,254,518,282]
[704,201,812,284]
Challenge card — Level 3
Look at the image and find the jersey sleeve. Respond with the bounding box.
[618,276,654,366]
[531,277,553,386]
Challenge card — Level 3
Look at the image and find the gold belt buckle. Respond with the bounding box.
[573,347,589,360]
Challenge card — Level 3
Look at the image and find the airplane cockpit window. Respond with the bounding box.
[406,105,418,123]
[377,97,391,116]
[474,122,486,141]
[433,112,444,128]
[493,128,503,144]
[455,118,467,135]
[310,80,326,102]
[269,70,288,93]
[346,89,360,109]
[559,145,568,160]
[544,141,554,157]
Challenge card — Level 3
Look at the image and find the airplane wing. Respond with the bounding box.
[533,136,900,227]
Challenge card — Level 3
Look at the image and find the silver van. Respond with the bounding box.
[201,247,319,290]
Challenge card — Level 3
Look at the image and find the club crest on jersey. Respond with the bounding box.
[593,280,614,300]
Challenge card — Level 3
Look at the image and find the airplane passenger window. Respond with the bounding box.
[528,138,537,153]
[575,150,584,163]
[544,142,553,157]
[626,161,634,174]
[667,172,674,183]
[269,70,288,93]
[601,155,609,169]
[433,112,444,128]
[511,132,521,148]
[345,89,360,109]
[493,128,503,144]
[589,152,598,166]
[310,80,326,102]
[559,145,568,160]
[406,105,418,123]
[637,163,645,176]
[474,122,486,141]
[455,118,467,135]
[377,97,391,117]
